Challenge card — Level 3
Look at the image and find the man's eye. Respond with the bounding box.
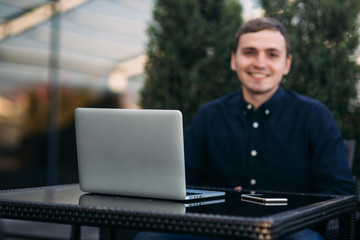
[243,51,254,55]
[269,53,279,58]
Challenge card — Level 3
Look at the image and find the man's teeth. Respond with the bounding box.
[251,73,267,78]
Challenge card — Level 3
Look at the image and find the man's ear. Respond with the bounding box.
[283,54,292,75]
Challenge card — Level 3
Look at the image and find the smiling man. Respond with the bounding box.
[135,17,354,240]
[184,17,354,240]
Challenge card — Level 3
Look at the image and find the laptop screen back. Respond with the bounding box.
[75,108,187,200]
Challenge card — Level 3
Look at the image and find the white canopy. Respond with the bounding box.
[0,0,154,94]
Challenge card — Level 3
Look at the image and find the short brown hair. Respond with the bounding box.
[232,17,291,57]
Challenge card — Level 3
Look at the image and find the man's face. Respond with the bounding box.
[231,29,292,100]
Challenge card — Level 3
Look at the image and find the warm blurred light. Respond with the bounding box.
[0,0,89,42]
[0,96,14,118]
[0,94,28,118]
[107,54,146,93]
[108,73,128,94]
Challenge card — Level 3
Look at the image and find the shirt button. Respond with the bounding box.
[265,109,270,115]
[250,150,257,157]
[246,104,253,110]
[253,122,259,128]
[250,179,256,185]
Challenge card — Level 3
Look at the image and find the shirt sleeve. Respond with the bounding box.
[308,104,354,195]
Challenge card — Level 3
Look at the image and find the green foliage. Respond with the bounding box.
[140,0,242,128]
[260,0,360,176]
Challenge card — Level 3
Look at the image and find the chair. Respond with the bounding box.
[344,139,356,170]
[325,139,358,240]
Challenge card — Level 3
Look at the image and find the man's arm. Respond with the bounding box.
[308,105,354,195]
[184,110,208,187]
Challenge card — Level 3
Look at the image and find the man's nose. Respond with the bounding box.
[254,53,266,68]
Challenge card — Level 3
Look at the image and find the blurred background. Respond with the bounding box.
[0,0,359,191]
[0,0,154,189]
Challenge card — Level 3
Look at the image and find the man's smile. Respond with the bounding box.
[248,72,270,78]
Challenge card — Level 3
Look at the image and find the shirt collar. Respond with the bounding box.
[237,86,286,116]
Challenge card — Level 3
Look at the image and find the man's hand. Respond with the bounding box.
[234,186,242,192]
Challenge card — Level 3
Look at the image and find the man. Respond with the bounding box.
[185,17,353,195]
[136,17,354,240]
[183,17,354,239]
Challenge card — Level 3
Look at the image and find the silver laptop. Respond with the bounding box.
[75,108,225,201]
[79,194,225,214]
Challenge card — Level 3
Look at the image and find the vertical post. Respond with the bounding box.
[70,225,81,240]
[46,0,61,186]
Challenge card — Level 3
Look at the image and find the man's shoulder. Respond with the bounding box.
[192,91,241,120]
[284,89,327,111]
[201,91,240,110]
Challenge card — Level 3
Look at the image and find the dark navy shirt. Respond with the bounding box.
[184,87,354,195]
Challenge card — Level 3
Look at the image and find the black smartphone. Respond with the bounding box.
[241,194,288,206]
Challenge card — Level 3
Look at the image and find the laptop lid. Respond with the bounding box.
[75,108,224,201]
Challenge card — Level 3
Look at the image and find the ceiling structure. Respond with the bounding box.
[0,0,154,98]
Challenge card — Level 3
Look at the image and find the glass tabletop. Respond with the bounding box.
[0,184,336,218]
